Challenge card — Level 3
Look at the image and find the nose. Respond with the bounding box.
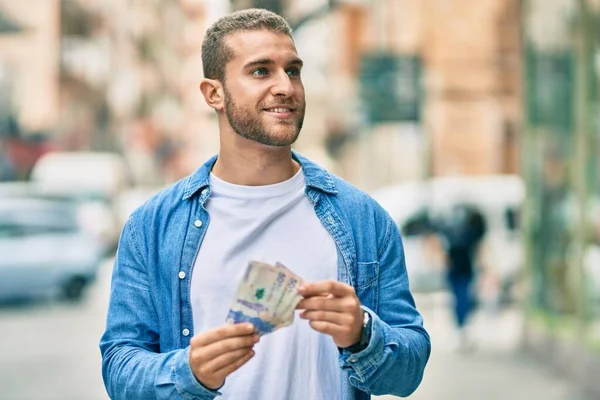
[270,70,295,98]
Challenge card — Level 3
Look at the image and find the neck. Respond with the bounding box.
[213,143,300,186]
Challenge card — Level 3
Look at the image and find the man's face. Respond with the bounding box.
[221,30,305,147]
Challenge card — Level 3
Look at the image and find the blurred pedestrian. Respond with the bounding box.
[99,8,430,400]
[438,204,486,350]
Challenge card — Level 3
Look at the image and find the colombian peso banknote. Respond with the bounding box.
[226,261,304,335]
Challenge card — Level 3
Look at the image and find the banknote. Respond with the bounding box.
[226,260,304,335]
[270,263,300,311]
[271,262,304,328]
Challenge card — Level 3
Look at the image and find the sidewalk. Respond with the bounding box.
[375,293,576,400]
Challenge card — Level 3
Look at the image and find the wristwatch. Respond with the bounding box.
[345,310,372,353]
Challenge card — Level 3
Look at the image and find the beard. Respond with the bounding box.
[223,86,305,147]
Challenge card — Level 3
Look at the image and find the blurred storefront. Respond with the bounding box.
[521,0,600,396]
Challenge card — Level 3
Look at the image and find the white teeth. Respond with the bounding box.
[267,108,291,113]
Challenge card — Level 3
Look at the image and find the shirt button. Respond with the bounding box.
[194,220,202,228]
[182,329,190,337]
[349,357,357,363]
[178,271,186,279]
[201,188,208,197]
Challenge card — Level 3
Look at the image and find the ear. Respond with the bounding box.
[199,79,225,111]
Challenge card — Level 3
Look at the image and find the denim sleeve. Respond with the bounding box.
[99,216,220,400]
[339,217,431,397]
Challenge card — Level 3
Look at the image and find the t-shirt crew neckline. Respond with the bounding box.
[209,168,304,198]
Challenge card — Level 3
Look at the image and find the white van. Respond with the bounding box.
[370,175,525,300]
[30,152,128,197]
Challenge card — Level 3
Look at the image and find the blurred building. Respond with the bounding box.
[0,0,60,179]
[521,0,600,397]
[59,0,188,185]
[0,0,187,183]
[337,0,523,190]
[0,0,60,132]
[0,0,526,187]
[0,0,209,184]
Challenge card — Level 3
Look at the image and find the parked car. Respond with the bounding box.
[0,197,105,302]
[0,181,117,256]
[29,151,130,252]
[370,175,525,301]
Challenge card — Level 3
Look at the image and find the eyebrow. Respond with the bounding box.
[243,57,304,70]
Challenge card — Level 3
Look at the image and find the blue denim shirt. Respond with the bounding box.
[100,152,431,400]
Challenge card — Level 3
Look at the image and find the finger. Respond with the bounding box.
[295,293,332,309]
[204,347,254,372]
[192,323,255,347]
[194,334,259,360]
[296,296,348,312]
[298,280,355,298]
[297,292,330,299]
[214,349,255,378]
[308,320,343,336]
[299,310,351,326]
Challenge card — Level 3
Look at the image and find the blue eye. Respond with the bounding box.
[251,68,268,76]
[286,67,301,77]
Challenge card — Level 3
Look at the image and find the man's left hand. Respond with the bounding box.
[296,280,363,348]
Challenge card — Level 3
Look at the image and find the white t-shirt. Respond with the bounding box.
[190,168,341,400]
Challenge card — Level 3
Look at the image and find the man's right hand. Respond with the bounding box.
[189,323,259,390]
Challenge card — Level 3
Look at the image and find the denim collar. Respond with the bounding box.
[182,150,338,201]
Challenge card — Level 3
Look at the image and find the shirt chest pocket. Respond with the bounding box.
[355,261,379,312]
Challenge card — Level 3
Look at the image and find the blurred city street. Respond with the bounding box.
[0,258,112,400]
[1,0,599,398]
[0,257,575,400]
[384,296,574,400]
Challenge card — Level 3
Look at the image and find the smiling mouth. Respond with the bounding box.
[263,107,295,113]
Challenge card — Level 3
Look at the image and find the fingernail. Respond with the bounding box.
[298,285,306,292]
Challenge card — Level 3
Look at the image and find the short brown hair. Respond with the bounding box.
[201,8,293,82]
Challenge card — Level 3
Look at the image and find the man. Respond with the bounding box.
[100,8,430,400]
